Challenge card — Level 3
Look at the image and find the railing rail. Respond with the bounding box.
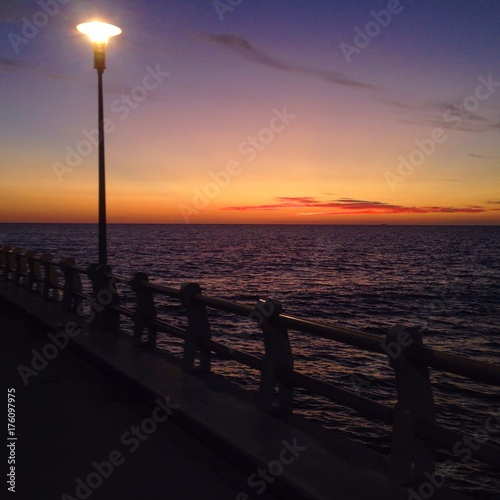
[1,245,499,485]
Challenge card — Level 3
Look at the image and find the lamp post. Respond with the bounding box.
[76,21,122,265]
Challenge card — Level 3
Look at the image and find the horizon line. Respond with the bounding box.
[1,222,499,227]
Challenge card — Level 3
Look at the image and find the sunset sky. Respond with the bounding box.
[1,0,499,224]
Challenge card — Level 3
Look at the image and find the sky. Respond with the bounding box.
[1,0,499,224]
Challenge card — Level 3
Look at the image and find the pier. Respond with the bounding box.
[2,245,500,499]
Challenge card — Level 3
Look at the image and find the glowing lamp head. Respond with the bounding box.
[76,21,122,71]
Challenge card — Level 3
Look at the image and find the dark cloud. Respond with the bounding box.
[0,58,165,101]
[202,33,499,132]
[202,33,377,91]
[222,196,489,215]
[336,198,387,205]
[468,153,490,159]
[275,196,321,205]
[382,97,500,133]
[0,57,67,80]
[0,58,29,72]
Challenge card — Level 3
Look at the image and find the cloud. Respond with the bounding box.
[273,196,318,204]
[0,57,70,81]
[468,153,491,159]
[201,33,498,133]
[221,196,489,215]
[486,201,500,205]
[382,96,500,133]
[0,58,29,72]
[201,33,499,132]
[202,33,377,90]
[0,58,163,100]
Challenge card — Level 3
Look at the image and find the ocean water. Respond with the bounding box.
[1,223,499,498]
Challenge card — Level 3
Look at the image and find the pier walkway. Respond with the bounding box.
[1,299,257,500]
[0,278,472,499]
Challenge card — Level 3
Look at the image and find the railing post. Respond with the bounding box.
[253,298,294,413]
[180,282,211,372]
[60,258,83,311]
[14,250,23,285]
[131,272,157,347]
[87,264,120,330]
[41,253,58,300]
[15,250,34,287]
[28,254,42,292]
[5,247,19,281]
[10,248,20,281]
[1,246,12,280]
[386,324,435,484]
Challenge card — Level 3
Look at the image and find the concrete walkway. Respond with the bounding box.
[0,279,470,499]
[1,303,270,500]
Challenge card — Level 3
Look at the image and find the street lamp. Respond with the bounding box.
[76,21,122,265]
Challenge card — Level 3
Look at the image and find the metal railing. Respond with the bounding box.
[1,245,499,485]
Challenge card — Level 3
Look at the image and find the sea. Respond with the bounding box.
[1,223,499,499]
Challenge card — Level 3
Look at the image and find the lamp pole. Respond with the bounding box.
[76,21,122,265]
[96,50,107,265]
